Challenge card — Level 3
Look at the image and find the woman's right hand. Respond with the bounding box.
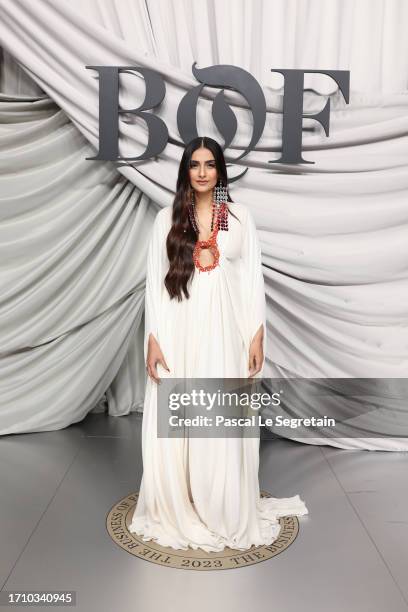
[146,333,170,383]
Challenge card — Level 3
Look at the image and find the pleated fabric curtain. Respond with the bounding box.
[0,0,407,449]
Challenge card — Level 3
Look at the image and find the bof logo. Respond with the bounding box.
[86,62,350,168]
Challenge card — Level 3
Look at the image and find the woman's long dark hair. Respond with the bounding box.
[164,136,239,301]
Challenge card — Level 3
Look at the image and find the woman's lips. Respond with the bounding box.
[197,181,208,184]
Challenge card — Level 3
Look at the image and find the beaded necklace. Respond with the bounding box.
[188,201,228,273]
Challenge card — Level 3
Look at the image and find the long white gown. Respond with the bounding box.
[129,202,308,552]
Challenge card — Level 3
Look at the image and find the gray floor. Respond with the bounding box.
[0,412,407,612]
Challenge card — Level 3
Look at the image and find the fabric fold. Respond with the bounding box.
[241,204,268,374]
[143,206,168,364]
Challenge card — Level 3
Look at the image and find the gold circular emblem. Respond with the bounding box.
[106,490,301,571]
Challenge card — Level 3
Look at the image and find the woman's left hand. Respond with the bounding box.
[248,325,264,377]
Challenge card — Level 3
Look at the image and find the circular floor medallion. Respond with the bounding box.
[106,490,300,571]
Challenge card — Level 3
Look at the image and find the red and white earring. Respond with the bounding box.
[213,180,228,231]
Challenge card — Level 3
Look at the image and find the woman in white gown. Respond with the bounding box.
[129,137,308,552]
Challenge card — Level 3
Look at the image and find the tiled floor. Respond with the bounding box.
[1,412,407,612]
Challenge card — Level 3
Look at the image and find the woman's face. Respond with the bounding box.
[189,147,218,195]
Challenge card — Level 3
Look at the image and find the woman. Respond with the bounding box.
[129,136,308,552]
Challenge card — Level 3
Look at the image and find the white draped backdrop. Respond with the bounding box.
[0,0,407,450]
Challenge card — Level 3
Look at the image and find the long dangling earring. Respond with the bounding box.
[213,180,229,231]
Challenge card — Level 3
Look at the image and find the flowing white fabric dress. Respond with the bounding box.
[129,202,308,552]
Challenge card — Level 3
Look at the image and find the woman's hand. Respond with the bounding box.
[248,325,264,378]
[146,333,170,384]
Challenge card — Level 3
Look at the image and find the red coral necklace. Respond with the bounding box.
[188,201,228,273]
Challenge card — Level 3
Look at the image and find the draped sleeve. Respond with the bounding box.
[143,207,168,364]
[241,204,267,374]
